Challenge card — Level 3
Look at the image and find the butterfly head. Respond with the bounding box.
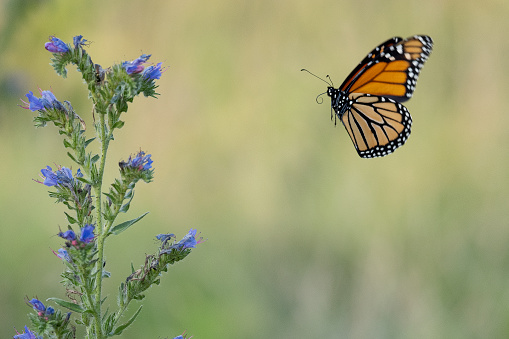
[327,87,341,100]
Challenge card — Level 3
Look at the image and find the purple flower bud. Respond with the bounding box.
[44,36,69,53]
[122,54,151,74]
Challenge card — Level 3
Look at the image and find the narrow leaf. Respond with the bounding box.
[84,137,96,148]
[111,306,143,336]
[64,212,77,224]
[47,298,85,313]
[109,212,149,235]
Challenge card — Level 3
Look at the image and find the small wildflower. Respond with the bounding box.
[13,325,42,339]
[58,230,76,241]
[20,90,60,112]
[28,299,46,313]
[122,54,151,74]
[177,229,202,249]
[79,224,95,243]
[54,248,72,262]
[142,62,164,80]
[73,35,87,49]
[44,36,69,53]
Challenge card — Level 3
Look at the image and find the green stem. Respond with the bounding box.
[92,113,109,338]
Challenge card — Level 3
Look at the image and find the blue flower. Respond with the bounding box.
[29,299,46,313]
[39,166,82,187]
[172,331,191,339]
[73,35,87,49]
[21,90,60,112]
[177,228,200,249]
[80,224,95,243]
[120,151,153,171]
[44,36,69,53]
[122,54,151,74]
[58,230,76,241]
[13,325,42,339]
[142,62,164,80]
[55,248,72,262]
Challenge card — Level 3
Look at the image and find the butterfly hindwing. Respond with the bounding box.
[340,93,412,158]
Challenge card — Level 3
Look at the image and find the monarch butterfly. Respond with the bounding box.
[304,35,433,158]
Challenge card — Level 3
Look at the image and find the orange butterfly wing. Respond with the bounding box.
[340,35,433,102]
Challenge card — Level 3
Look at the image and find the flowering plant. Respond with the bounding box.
[15,35,202,339]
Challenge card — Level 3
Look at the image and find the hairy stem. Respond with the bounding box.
[92,113,109,338]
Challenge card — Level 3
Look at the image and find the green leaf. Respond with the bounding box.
[109,212,149,235]
[47,298,85,313]
[91,154,100,164]
[110,306,142,336]
[84,137,96,148]
[67,152,77,163]
[113,120,125,129]
[76,176,92,185]
[119,202,130,213]
[64,212,77,224]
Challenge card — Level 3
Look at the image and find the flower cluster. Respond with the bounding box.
[58,224,95,247]
[20,90,63,112]
[28,299,55,320]
[16,34,199,339]
[120,229,203,308]
[122,54,165,80]
[120,151,153,172]
[158,228,204,253]
[39,166,83,187]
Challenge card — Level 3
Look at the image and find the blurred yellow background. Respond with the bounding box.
[2,0,509,337]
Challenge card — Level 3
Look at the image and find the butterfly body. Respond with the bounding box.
[321,35,433,158]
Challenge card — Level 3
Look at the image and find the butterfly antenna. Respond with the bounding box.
[326,75,334,87]
[301,69,332,86]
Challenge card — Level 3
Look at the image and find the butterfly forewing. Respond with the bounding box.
[339,37,403,93]
[339,35,433,102]
[340,93,412,158]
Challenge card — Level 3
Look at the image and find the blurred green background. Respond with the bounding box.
[1,0,509,338]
